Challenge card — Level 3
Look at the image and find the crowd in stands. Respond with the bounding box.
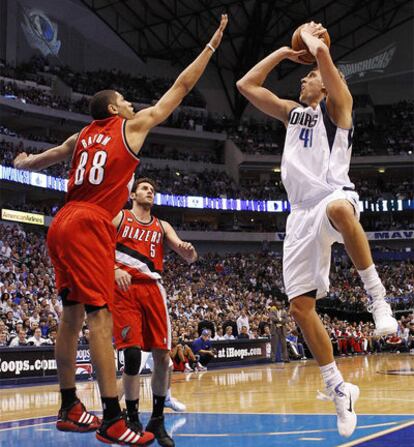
[0,80,89,114]
[1,57,413,156]
[0,57,206,108]
[1,136,413,202]
[140,142,221,164]
[1,223,413,359]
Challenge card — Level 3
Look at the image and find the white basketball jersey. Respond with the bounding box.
[281,100,354,208]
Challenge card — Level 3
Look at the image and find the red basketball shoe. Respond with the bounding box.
[56,400,101,432]
[96,412,154,445]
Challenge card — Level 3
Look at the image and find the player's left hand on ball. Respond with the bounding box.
[14,152,31,169]
[301,21,327,38]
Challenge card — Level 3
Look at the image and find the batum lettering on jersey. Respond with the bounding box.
[81,133,112,149]
[289,111,318,128]
[121,225,162,244]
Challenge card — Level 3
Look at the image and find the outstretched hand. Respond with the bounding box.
[208,14,228,50]
[14,152,32,169]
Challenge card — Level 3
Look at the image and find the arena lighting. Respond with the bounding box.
[0,165,413,213]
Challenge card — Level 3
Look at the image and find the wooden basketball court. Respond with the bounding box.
[1,353,413,446]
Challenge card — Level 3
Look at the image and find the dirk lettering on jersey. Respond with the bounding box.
[81,133,112,148]
[121,225,163,244]
[289,111,318,128]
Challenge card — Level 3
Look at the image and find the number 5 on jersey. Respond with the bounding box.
[299,128,313,148]
[74,150,108,185]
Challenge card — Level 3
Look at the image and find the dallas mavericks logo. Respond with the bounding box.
[21,9,61,57]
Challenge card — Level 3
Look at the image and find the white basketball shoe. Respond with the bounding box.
[367,299,398,336]
[317,382,360,437]
[164,396,186,412]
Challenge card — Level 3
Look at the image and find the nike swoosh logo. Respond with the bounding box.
[348,395,353,413]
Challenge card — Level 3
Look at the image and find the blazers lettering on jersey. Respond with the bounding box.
[121,225,163,244]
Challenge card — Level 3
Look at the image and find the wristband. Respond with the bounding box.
[206,43,215,53]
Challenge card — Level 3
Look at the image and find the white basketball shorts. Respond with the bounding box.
[283,189,360,301]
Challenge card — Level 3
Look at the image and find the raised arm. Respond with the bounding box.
[161,220,198,264]
[300,22,353,128]
[237,47,307,126]
[127,14,227,136]
[13,133,78,172]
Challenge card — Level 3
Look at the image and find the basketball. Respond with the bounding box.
[291,24,331,63]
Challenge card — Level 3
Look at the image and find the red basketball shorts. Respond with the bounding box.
[47,201,116,308]
[113,279,171,351]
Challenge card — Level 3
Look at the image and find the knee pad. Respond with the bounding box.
[123,347,141,376]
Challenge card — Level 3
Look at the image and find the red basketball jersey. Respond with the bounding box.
[66,116,139,217]
[115,210,165,281]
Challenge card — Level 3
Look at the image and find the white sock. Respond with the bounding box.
[166,388,171,400]
[358,264,386,300]
[320,361,344,392]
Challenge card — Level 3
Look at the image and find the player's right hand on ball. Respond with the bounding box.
[115,268,132,292]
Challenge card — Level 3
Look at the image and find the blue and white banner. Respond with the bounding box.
[0,165,68,192]
[274,231,414,241]
[1,165,413,213]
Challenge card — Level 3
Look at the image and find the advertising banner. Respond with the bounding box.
[210,339,272,365]
[0,346,93,381]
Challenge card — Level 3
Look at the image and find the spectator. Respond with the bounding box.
[0,331,8,347]
[79,328,90,345]
[236,308,250,334]
[223,326,235,340]
[9,329,28,347]
[269,302,289,363]
[197,319,215,338]
[237,325,250,339]
[212,327,225,341]
[27,327,47,346]
[385,334,403,353]
[192,329,215,369]
[170,333,197,372]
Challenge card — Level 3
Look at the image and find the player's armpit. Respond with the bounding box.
[112,211,124,230]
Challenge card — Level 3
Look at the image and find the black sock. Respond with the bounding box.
[102,397,122,421]
[126,399,140,423]
[151,395,166,419]
[60,387,78,409]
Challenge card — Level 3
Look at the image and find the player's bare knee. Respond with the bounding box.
[290,298,313,323]
[327,201,354,226]
[289,302,304,323]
